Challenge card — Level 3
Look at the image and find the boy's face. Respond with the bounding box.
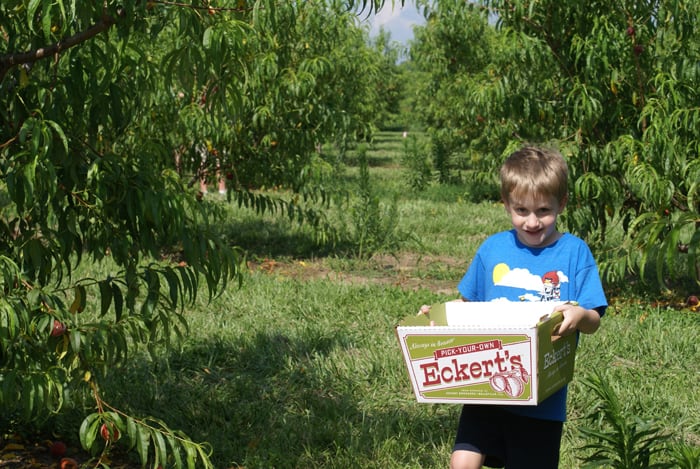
[504,193,566,248]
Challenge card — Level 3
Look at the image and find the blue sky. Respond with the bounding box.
[364,2,426,46]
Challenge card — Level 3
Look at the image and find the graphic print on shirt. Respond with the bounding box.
[540,271,561,301]
[492,263,565,302]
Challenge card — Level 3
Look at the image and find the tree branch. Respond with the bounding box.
[0,15,117,82]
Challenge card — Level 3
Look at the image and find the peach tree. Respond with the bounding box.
[409,0,505,186]
[0,0,400,466]
[411,0,699,288]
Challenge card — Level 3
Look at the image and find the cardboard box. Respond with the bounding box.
[396,301,577,405]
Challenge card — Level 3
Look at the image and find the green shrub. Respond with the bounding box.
[401,133,433,192]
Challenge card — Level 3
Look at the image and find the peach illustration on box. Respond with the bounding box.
[489,367,530,398]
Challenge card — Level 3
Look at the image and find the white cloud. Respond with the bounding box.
[371,5,399,28]
[364,3,425,45]
[497,268,543,290]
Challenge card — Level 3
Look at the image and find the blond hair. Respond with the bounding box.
[499,146,569,203]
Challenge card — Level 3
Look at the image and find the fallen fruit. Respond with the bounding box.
[687,295,699,306]
[60,458,79,469]
[50,440,67,458]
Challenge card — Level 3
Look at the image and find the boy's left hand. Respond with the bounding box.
[552,303,601,335]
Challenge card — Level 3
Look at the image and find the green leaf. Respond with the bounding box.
[126,417,138,450]
[135,425,150,465]
[99,280,113,317]
[79,413,102,451]
[45,120,69,154]
[27,0,42,34]
[112,283,124,321]
[41,0,53,39]
[203,26,215,48]
[167,433,183,469]
[153,429,168,468]
[162,268,182,309]
[69,285,86,314]
[69,328,81,354]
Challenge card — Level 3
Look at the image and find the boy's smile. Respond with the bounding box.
[504,194,566,248]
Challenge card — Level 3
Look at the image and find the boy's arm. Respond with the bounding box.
[552,303,601,335]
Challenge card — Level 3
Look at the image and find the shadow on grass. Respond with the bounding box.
[103,329,452,468]
[220,215,339,260]
[343,152,397,169]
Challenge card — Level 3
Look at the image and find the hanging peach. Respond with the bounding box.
[100,422,121,442]
[51,319,66,337]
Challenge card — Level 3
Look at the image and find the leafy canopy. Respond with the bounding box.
[0,0,403,466]
[410,0,700,288]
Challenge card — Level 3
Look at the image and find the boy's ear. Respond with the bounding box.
[558,195,569,213]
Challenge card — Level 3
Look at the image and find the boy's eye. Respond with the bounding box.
[513,206,553,216]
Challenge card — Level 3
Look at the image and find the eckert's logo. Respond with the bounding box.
[544,340,572,369]
[418,339,528,396]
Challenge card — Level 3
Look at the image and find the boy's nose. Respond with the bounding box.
[525,213,540,227]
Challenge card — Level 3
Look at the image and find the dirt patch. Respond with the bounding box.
[246,252,465,296]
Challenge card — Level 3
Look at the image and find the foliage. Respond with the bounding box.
[410,1,508,168]
[368,29,406,129]
[345,145,405,259]
[577,371,682,468]
[79,408,214,468]
[410,0,700,289]
[668,443,700,469]
[0,0,405,466]
[401,133,432,192]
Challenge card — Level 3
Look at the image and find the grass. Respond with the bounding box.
[54,131,699,468]
[98,274,698,468]
[102,275,456,468]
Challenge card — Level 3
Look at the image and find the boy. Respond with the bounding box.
[450,146,607,468]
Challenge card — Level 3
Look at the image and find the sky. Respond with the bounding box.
[365,2,426,46]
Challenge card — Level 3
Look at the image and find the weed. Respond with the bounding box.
[577,371,672,468]
[401,133,432,191]
[345,145,408,259]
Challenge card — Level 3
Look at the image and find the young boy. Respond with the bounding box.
[450,146,607,469]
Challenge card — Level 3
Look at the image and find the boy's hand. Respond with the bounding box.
[552,303,601,335]
[417,304,435,326]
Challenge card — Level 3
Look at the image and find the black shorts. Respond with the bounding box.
[453,405,563,469]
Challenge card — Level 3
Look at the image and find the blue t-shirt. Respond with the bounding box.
[457,230,607,421]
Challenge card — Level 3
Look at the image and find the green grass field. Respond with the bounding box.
[61,131,699,468]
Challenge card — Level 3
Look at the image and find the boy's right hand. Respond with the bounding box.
[417,304,435,326]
